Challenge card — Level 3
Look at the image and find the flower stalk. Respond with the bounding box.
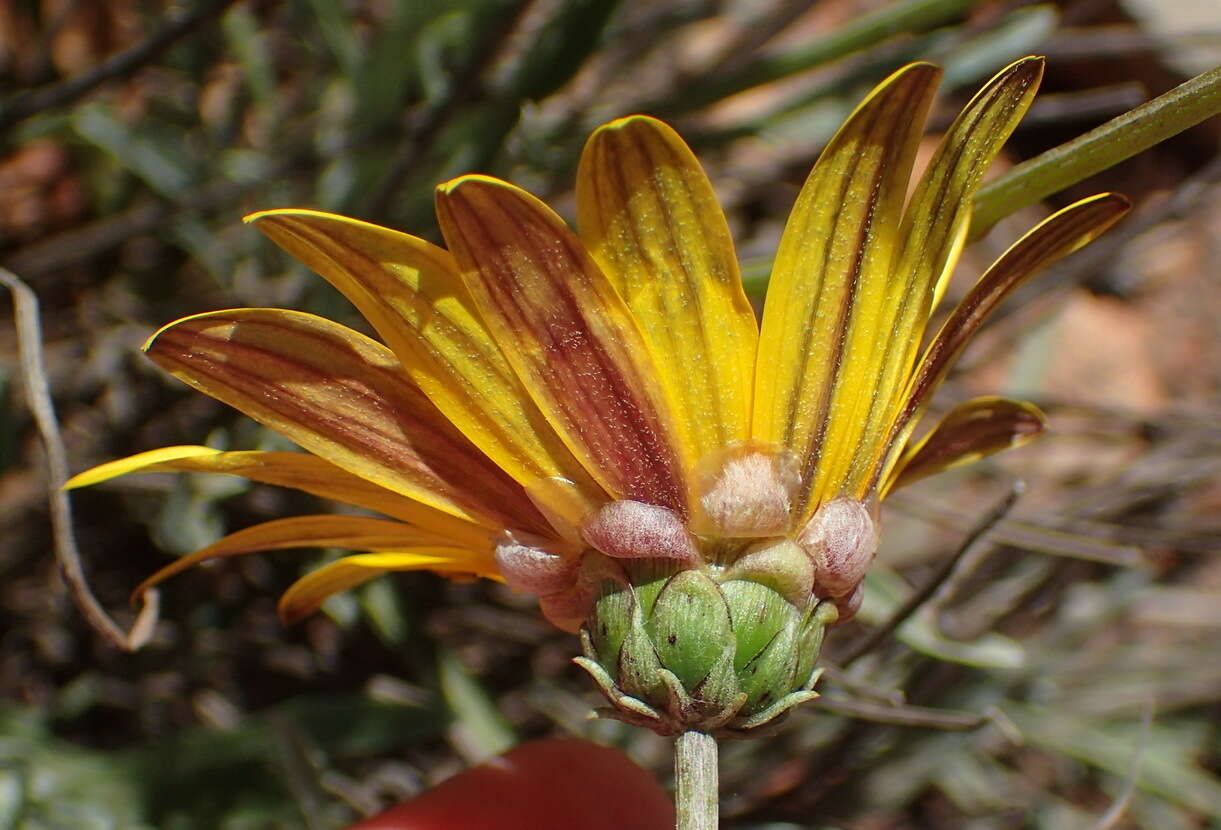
[675,730,718,830]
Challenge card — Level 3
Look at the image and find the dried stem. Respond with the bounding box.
[674,730,718,830]
[0,266,158,651]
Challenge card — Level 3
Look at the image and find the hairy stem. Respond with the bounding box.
[675,730,718,830]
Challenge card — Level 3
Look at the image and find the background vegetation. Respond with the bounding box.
[1,0,1219,827]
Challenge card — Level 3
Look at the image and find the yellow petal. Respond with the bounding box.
[884,397,1045,494]
[142,308,552,536]
[897,57,1044,312]
[840,57,1045,497]
[66,446,495,548]
[753,62,940,517]
[875,193,1129,491]
[436,175,690,517]
[277,549,500,624]
[247,210,603,533]
[64,445,220,489]
[576,116,758,477]
[134,514,465,598]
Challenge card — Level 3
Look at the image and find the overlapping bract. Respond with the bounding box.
[66,58,1128,624]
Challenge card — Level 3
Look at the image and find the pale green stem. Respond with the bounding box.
[675,730,718,830]
[970,64,1221,238]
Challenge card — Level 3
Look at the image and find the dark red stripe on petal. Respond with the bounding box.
[785,69,939,503]
[888,397,1045,491]
[437,178,689,516]
[145,310,552,535]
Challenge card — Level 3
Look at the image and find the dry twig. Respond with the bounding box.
[0,266,159,651]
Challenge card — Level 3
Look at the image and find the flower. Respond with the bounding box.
[68,57,1127,733]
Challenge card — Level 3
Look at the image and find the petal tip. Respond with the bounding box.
[597,113,668,133]
[276,600,309,626]
[1008,54,1046,84]
[436,173,506,198]
[896,60,942,79]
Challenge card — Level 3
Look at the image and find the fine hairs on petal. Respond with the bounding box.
[699,450,798,537]
[798,498,878,598]
[494,532,579,596]
[580,500,700,562]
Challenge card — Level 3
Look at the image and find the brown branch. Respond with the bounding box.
[0,266,159,651]
[0,0,242,132]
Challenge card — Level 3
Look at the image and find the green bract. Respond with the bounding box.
[576,561,837,736]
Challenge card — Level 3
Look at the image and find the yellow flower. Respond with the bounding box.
[68,57,1126,646]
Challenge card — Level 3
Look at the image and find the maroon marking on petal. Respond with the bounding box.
[782,69,939,504]
[437,181,688,516]
[890,398,1045,491]
[147,313,551,536]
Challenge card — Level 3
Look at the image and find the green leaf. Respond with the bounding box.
[438,648,516,760]
[507,0,622,101]
[222,5,275,104]
[1003,703,1221,817]
[72,104,199,198]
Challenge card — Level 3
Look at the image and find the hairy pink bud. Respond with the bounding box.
[798,498,878,598]
[580,500,700,563]
[699,451,797,537]
[494,533,579,596]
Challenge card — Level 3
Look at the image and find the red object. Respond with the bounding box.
[344,738,674,830]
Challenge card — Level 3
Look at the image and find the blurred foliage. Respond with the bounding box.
[1,0,1220,828]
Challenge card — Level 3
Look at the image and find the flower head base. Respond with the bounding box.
[67,57,1129,736]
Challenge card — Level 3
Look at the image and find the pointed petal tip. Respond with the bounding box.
[141,309,246,353]
[130,578,161,608]
[1092,191,1133,212]
[886,397,1048,494]
[63,445,221,490]
[244,208,324,225]
[891,60,942,82]
[594,113,669,133]
[277,598,310,626]
[435,173,509,198]
[1006,54,1045,85]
